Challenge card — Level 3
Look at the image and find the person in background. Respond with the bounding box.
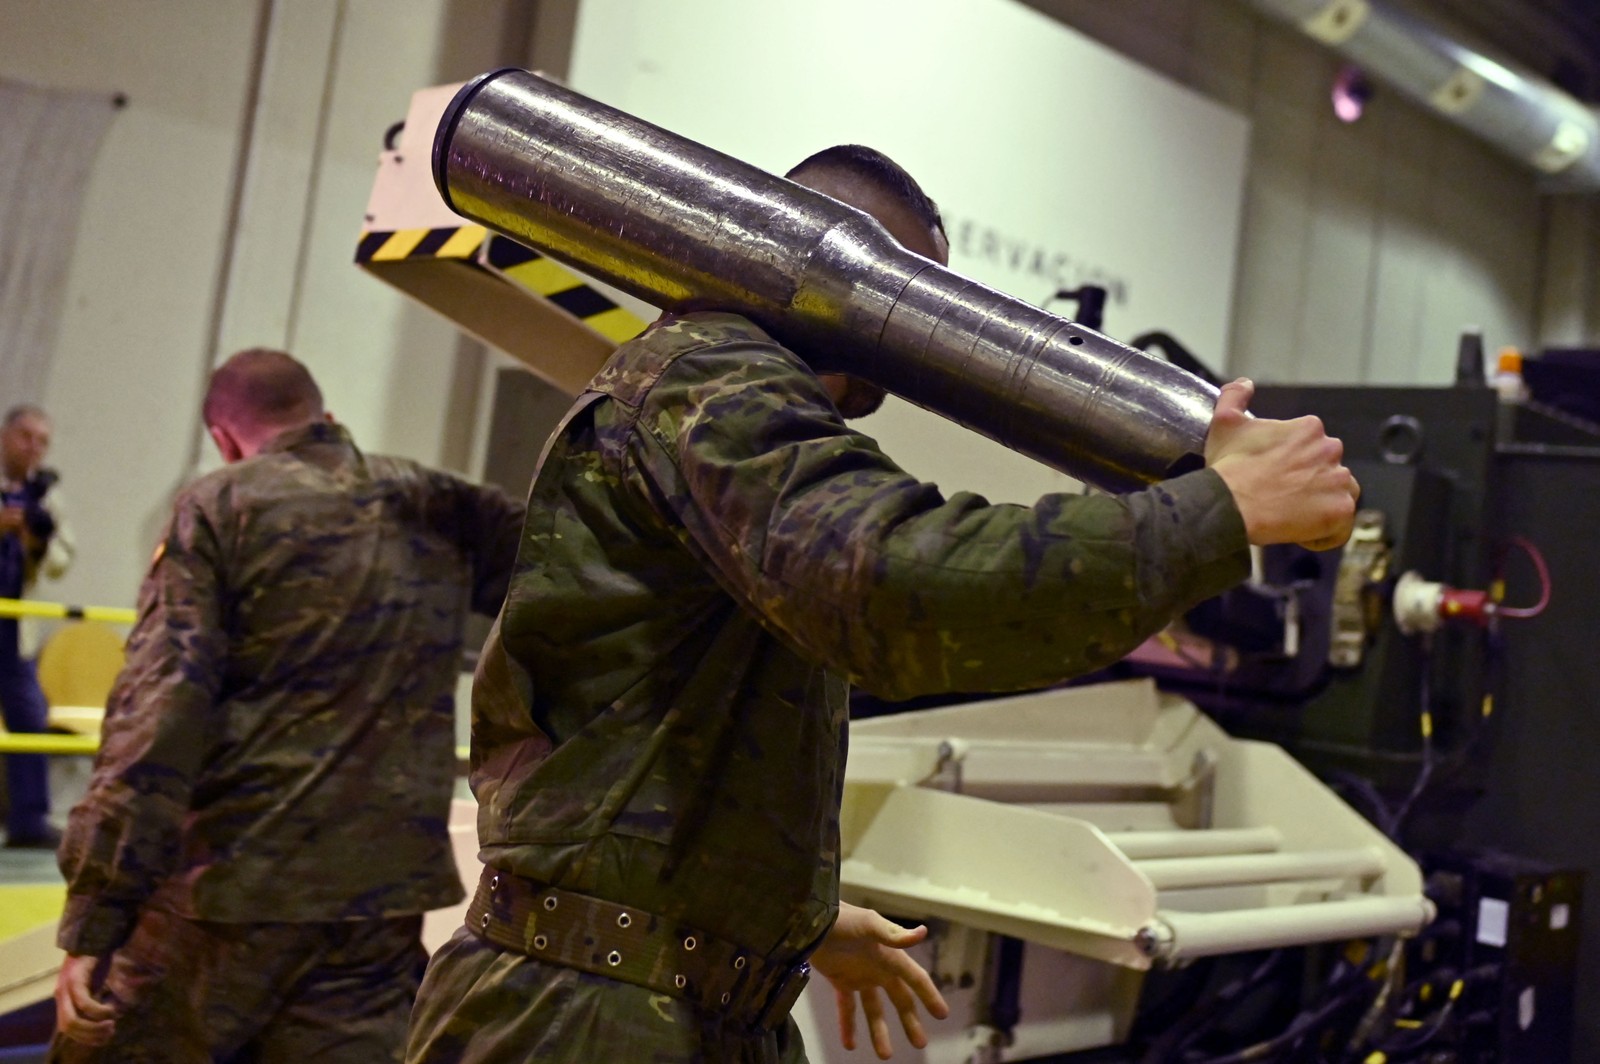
[405,145,1358,1063]
[0,403,75,849]
[51,349,525,1063]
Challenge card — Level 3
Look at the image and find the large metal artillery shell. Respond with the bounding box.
[434,68,1219,492]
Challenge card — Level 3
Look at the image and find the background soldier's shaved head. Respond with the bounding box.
[203,348,325,435]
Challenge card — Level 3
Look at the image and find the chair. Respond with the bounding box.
[36,621,125,736]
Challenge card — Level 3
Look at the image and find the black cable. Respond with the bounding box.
[1369,620,1504,849]
[984,935,1026,1037]
[1372,976,1469,1057]
[1182,973,1373,1064]
[1386,644,1434,841]
[1129,958,1220,1044]
[1343,939,1406,1056]
[1386,533,1539,828]
[1369,965,1495,1058]
[1327,772,1393,832]
[1137,952,1286,1064]
[1420,624,1504,788]
[1375,1000,1457,1056]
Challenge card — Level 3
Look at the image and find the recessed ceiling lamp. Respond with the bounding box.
[1332,63,1375,122]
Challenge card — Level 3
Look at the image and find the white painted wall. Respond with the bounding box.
[0,0,260,609]
[0,0,526,613]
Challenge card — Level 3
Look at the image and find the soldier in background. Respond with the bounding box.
[405,146,1358,1063]
[51,349,525,1063]
[0,403,75,849]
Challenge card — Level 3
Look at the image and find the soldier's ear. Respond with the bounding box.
[208,424,244,464]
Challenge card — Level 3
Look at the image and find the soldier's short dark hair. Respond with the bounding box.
[786,145,945,239]
[2,404,48,429]
[203,348,324,431]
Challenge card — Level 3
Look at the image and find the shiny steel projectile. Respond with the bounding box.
[433,68,1220,491]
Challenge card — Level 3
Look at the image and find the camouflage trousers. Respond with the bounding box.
[50,909,427,1064]
[406,924,809,1064]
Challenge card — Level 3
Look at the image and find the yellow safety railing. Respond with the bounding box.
[0,597,136,625]
[0,598,128,755]
[0,596,471,768]
[0,733,100,756]
[0,732,473,764]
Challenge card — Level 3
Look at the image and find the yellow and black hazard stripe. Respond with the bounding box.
[355,225,487,263]
[356,226,646,344]
[484,237,645,344]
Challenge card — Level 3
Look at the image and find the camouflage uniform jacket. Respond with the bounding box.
[57,422,524,956]
[469,312,1251,971]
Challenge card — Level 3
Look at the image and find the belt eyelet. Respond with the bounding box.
[543,896,558,911]
[533,934,548,950]
[682,935,697,951]
[616,913,632,929]
[607,950,622,966]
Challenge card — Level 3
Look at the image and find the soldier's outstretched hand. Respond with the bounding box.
[811,902,950,1059]
[1204,378,1360,551]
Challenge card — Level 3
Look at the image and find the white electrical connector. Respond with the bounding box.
[1393,570,1446,635]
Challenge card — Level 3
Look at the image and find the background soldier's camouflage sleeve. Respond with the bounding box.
[56,422,522,960]
[630,337,1249,701]
[418,470,525,617]
[57,492,228,956]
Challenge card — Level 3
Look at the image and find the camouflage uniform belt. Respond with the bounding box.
[465,866,812,1031]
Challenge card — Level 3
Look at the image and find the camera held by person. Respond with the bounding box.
[11,468,60,547]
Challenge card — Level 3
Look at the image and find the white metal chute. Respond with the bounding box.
[1152,896,1437,960]
[1105,826,1282,859]
[843,784,1159,970]
[840,679,1432,975]
[1133,847,1386,891]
